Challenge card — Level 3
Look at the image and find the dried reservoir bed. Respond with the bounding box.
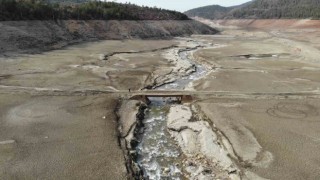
[1,24,320,179]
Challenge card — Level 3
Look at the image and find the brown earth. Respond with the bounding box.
[220,19,320,29]
[186,19,320,179]
[0,93,127,179]
[0,38,189,179]
[2,17,320,179]
[198,97,320,180]
[0,20,217,56]
[196,18,320,29]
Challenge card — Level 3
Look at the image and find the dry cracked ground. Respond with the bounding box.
[1,23,320,179]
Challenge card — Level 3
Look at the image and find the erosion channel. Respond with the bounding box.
[136,44,208,179]
[118,39,241,180]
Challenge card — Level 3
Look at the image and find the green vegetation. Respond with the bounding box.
[228,0,320,19]
[0,0,189,21]
[185,0,320,19]
[46,0,89,4]
[184,5,230,20]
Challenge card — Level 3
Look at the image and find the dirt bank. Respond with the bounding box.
[116,100,147,179]
[196,18,320,30]
[0,20,217,56]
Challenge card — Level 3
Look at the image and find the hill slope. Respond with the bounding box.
[0,20,218,55]
[184,5,230,20]
[228,0,320,19]
[0,0,189,21]
[46,0,89,3]
[0,1,218,55]
[185,0,320,19]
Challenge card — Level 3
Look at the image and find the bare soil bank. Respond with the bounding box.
[0,20,217,55]
[200,18,320,29]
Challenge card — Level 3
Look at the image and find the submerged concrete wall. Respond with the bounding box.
[130,94,193,104]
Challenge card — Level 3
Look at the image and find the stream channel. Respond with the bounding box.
[136,44,208,179]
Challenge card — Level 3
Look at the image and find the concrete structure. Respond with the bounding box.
[129,94,193,104]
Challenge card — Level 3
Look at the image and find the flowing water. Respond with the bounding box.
[158,51,207,90]
[136,44,209,179]
[136,98,183,179]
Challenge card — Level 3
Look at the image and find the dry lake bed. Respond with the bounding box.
[1,23,320,179]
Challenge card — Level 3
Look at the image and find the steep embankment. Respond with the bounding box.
[208,19,320,29]
[0,20,217,55]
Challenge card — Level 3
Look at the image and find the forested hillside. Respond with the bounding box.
[46,0,89,3]
[228,0,320,19]
[184,5,230,20]
[0,0,189,21]
[185,0,320,19]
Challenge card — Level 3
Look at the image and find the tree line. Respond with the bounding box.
[0,0,190,21]
[185,0,320,19]
[184,5,230,20]
[227,0,320,19]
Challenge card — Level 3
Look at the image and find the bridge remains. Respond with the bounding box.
[129,94,193,104]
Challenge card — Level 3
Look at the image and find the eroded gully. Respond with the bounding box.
[134,39,221,179]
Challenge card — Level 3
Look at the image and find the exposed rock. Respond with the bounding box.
[199,103,269,163]
[117,100,142,138]
[99,54,107,60]
[167,104,241,179]
[147,45,198,89]
[0,20,218,55]
[178,129,198,154]
[116,100,147,179]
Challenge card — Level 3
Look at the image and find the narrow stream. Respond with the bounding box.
[136,43,209,179]
[158,50,207,90]
[136,98,183,179]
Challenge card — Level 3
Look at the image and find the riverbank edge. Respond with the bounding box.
[115,99,148,179]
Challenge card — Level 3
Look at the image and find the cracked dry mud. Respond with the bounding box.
[1,21,320,180]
